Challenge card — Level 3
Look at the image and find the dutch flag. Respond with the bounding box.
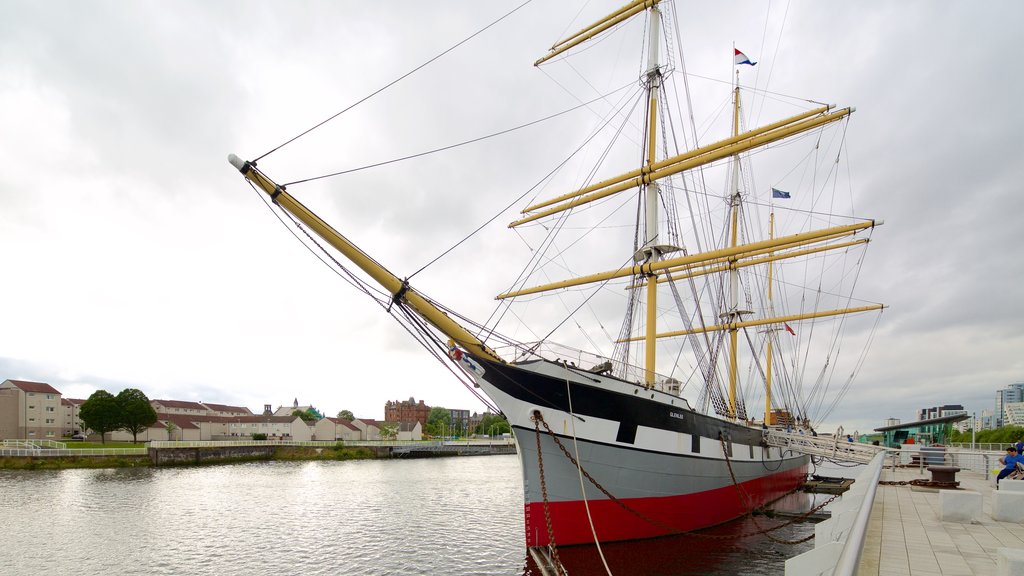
[734,48,757,66]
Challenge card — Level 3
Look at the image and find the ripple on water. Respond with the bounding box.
[0,455,812,575]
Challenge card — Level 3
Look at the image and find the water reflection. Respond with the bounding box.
[0,455,819,576]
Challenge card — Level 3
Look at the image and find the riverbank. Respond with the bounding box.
[0,439,515,469]
[0,445,380,470]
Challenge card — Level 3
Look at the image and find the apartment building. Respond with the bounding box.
[61,397,85,436]
[0,379,63,439]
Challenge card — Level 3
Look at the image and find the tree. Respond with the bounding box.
[292,409,317,423]
[117,388,158,443]
[79,390,120,444]
[426,406,451,437]
[165,421,179,441]
[337,409,355,421]
[474,413,510,436]
[378,422,399,440]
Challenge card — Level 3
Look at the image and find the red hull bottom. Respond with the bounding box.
[525,463,808,546]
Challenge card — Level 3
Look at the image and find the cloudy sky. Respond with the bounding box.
[1,1,1021,433]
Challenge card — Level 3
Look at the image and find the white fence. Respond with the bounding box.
[0,447,147,457]
[785,451,886,576]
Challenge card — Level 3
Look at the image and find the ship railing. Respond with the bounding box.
[764,429,885,464]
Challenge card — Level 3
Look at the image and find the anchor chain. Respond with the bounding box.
[878,479,959,489]
[532,414,568,576]
[532,410,836,542]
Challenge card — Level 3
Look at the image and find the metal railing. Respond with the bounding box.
[1,439,68,450]
[148,438,516,449]
[765,430,885,464]
[0,447,147,457]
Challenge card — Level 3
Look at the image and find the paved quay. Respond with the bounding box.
[857,465,1024,575]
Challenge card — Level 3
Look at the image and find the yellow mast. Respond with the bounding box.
[497,220,876,299]
[227,155,504,365]
[766,213,775,424]
[726,77,742,419]
[642,6,663,386]
[508,106,852,228]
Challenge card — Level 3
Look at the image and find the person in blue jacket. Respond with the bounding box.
[997,446,1021,484]
[1015,438,1023,456]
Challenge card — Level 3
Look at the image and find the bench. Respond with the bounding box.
[939,490,981,523]
[999,478,1024,492]
[998,547,1024,575]
[992,491,1024,522]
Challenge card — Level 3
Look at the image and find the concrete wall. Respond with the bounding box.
[149,445,278,466]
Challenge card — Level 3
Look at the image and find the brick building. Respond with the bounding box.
[384,397,431,428]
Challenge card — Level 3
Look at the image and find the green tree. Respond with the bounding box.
[79,390,120,444]
[337,409,355,421]
[292,409,316,423]
[474,413,510,436]
[426,406,451,437]
[378,422,399,440]
[117,388,157,443]
[165,421,179,441]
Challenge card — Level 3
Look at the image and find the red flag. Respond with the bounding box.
[784,323,796,336]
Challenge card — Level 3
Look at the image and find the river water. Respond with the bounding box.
[0,454,820,575]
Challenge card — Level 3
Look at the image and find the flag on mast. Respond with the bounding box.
[734,48,757,66]
[772,187,791,199]
[784,323,797,336]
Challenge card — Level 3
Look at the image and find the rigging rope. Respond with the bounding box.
[253,0,536,162]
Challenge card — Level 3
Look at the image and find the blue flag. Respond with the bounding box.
[772,188,791,199]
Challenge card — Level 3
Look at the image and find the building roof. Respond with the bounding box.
[152,399,208,411]
[874,413,970,432]
[62,397,86,406]
[3,379,62,395]
[207,415,298,424]
[326,418,361,431]
[201,402,251,414]
[158,414,202,430]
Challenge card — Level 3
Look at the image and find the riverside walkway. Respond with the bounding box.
[857,465,1024,575]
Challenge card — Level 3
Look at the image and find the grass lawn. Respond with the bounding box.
[66,441,148,449]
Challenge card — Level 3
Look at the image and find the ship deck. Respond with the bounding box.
[857,465,1024,575]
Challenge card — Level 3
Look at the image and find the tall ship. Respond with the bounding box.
[228,0,883,551]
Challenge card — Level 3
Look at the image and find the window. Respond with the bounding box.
[46,419,54,424]
[28,405,35,409]
[28,392,35,396]
[46,406,55,412]
[46,431,54,437]
[28,417,35,422]
[46,394,54,400]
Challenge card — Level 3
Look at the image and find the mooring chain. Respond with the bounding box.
[532,415,568,576]
[878,479,958,488]
[717,433,832,545]
[532,410,834,542]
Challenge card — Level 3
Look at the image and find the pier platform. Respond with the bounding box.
[857,466,1024,575]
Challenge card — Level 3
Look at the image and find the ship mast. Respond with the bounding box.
[642,6,663,386]
[725,73,746,418]
[765,212,775,424]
